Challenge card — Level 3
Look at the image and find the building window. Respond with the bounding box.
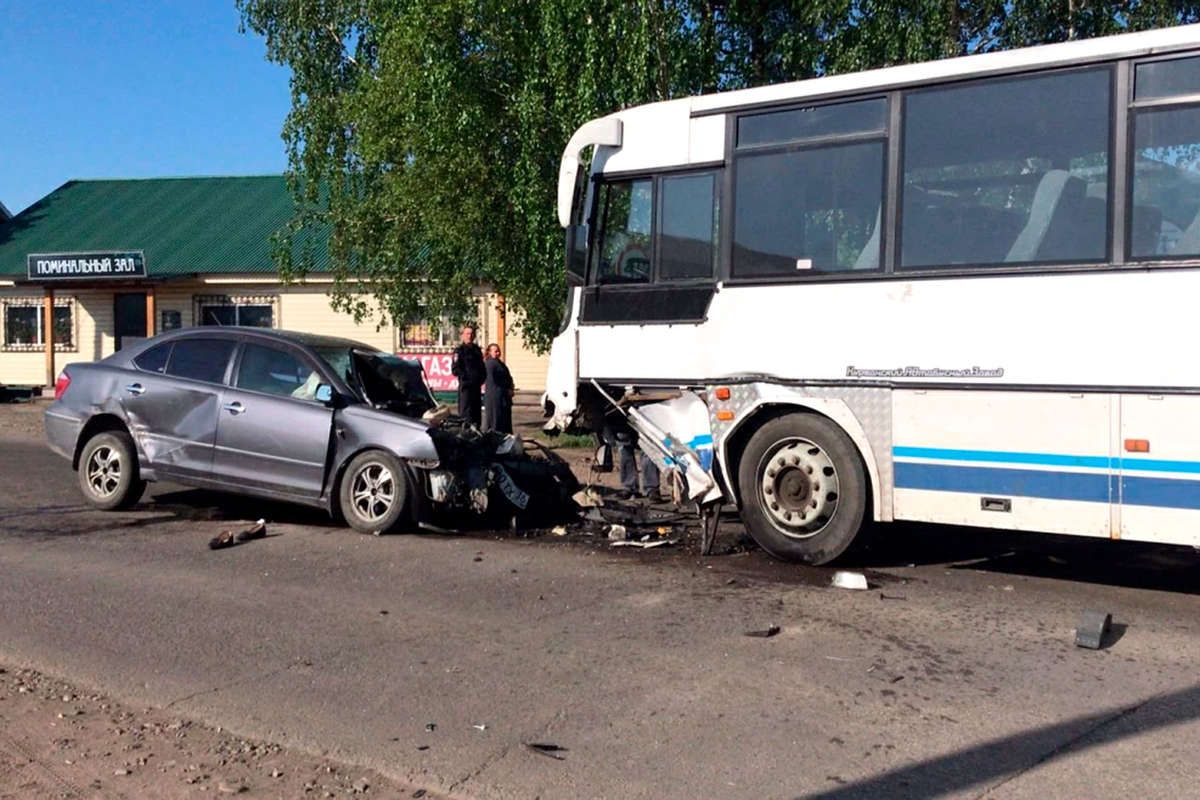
[2,298,75,352]
[400,313,457,349]
[195,295,277,328]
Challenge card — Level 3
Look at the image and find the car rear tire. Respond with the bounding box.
[339,451,410,534]
[78,431,146,511]
[736,413,867,565]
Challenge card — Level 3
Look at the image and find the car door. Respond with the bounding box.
[121,337,236,479]
[212,341,335,500]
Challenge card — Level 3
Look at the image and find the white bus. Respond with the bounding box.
[543,24,1200,564]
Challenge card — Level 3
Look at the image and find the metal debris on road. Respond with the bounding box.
[611,539,678,549]
[831,571,869,590]
[524,742,568,760]
[1075,609,1113,649]
[744,625,781,638]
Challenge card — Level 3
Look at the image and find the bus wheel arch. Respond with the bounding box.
[721,400,883,518]
[720,402,883,564]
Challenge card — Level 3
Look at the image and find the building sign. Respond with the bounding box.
[402,351,459,391]
[27,251,146,281]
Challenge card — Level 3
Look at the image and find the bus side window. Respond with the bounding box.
[594,179,653,284]
[900,68,1111,269]
[1131,56,1200,259]
[659,173,718,281]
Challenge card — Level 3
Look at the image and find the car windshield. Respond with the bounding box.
[313,346,436,418]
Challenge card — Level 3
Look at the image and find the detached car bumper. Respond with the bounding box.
[44,404,83,462]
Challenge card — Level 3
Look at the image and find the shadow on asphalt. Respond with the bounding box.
[147,488,342,528]
[797,682,1200,800]
[857,522,1200,596]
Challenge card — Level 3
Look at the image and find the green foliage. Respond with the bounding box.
[239,0,1200,350]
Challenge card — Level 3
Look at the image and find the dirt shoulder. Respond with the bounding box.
[0,663,442,800]
[0,397,50,440]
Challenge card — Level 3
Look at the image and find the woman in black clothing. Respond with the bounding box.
[483,343,514,434]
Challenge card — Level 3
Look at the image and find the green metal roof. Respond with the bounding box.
[0,176,329,279]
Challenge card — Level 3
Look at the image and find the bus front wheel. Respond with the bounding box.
[736,413,867,565]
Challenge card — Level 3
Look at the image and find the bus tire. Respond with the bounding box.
[736,413,867,564]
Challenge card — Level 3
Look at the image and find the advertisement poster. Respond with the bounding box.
[403,351,458,392]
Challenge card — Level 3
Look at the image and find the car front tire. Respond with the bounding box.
[339,451,410,534]
[78,431,146,511]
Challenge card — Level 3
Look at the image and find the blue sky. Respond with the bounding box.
[1,1,291,214]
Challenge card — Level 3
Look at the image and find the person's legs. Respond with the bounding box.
[458,387,471,419]
[614,431,638,494]
[466,385,482,427]
[639,450,660,496]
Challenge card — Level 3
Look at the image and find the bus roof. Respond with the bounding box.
[689,23,1200,116]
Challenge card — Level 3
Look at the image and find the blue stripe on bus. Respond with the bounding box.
[893,446,1200,475]
[1122,476,1200,510]
[893,446,1110,469]
[894,462,1112,503]
[895,462,1200,510]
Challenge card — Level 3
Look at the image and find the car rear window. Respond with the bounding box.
[166,339,235,384]
[134,343,172,373]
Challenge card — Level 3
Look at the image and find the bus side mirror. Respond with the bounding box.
[316,384,333,404]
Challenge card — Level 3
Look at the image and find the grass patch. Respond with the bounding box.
[534,431,596,449]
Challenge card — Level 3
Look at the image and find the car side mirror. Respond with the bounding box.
[316,384,334,404]
[593,442,613,473]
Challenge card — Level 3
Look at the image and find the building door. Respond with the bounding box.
[114,293,147,351]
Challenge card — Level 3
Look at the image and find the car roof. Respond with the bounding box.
[149,327,374,351]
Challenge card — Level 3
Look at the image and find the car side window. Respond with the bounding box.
[134,343,171,374]
[165,339,235,384]
[236,343,324,401]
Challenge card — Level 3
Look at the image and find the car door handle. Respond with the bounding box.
[223,401,245,415]
[125,383,145,396]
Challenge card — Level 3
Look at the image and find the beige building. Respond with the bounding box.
[0,176,548,392]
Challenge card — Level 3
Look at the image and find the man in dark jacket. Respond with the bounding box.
[451,324,485,426]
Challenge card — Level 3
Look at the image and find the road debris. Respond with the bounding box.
[607,524,627,540]
[831,571,869,590]
[472,723,488,731]
[572,488,603,508]
[208,519,268,550]
[879,593,906,601]
[524,742,568,760]
[744,625,781,638]
[1075,609,1113,649]
[612,538,678,549]
[551,525,568,536]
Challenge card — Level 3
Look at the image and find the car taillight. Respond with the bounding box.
[54,370,71,400]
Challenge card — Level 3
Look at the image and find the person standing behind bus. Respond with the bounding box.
[451,325,485,426]
[483,342,514,434]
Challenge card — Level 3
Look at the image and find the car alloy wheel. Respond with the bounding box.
[350,461,396,523]
[86,445,122,499]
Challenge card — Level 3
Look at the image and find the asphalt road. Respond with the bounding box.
[4,429,1200,799]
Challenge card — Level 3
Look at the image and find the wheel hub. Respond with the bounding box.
[758,438,840,538]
